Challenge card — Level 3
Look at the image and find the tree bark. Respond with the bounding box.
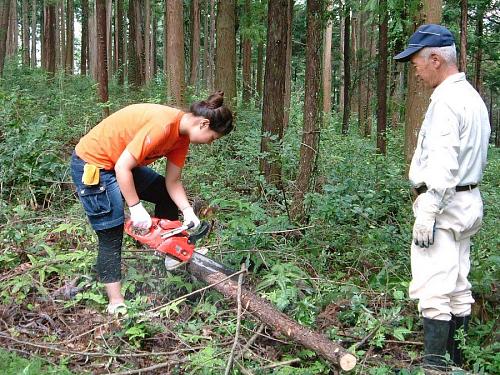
[341,4,350,135]
[260,0,291,187]
[6,0,17,57]
[358,10,369,136]
[65,0,74,74]
[128,0,144,87]
[241,0,252,102]
[165,0,185,106]
[376,0,388,155]
[256,41,263,97]
[96,0,109,117]
[0,0,10,77]
[22,0,29,66]
[187,264,357,371]
[80,0,88,75]
[88,1,98,79]
[404,0,442,170]
[144,0,151,82]
[31,0,36,67]
[322,0,333,119]
[473,5,483,94]
[42,2,56,75]
[208,0,216,91]
[115,0,123,84]
[189,0,200,87]
[290,0,323,222]
[106,0,112,80]
[215,0,236,107]
[283,1,293,129]
[459,0,467,73]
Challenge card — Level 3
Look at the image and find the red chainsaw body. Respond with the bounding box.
[124,218,195,262]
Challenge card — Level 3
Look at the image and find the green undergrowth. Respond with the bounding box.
[0,66,498,374]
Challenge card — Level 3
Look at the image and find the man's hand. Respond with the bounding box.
[412,214,436,248]
[129,202,152,229]
[182,206,200,229]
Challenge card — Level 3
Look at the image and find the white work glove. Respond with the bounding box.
[182,206,200,229]
[412,213,436,248]
[128,202,152,229]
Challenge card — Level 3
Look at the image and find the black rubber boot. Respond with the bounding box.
[423,318,450,370]
[446,315,470,366]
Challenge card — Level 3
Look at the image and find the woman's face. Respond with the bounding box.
[189,119,222,144]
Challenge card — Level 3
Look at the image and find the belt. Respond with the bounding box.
[415,184,477,195]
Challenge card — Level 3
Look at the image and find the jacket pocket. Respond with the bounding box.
[78,185,111,217]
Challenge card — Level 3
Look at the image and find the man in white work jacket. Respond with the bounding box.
[394,24,490,370]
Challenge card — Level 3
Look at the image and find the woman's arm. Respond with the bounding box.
[165,161,190,210]
[115,150,140,206]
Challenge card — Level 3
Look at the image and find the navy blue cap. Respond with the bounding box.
[394,24,455,62]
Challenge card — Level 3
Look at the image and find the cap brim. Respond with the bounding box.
[394,46,423,62]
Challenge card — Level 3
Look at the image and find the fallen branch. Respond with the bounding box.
[188,264,357,371]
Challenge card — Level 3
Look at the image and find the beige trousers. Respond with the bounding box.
[409,189,483,321]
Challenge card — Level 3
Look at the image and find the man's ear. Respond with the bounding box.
[430,53,441,68]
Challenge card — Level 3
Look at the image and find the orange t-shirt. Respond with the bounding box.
[75,104,189,170]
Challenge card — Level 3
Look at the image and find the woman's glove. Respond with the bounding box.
[129,202,152,229]
[182,206,200,229]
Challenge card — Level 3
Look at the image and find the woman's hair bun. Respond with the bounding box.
[206,90,224,109]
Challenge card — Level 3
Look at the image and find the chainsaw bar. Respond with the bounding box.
[189,251,236,277]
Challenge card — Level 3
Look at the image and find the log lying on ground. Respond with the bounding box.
[188,262,357,371]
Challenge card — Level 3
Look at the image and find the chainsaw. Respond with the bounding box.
[124,218,233,275]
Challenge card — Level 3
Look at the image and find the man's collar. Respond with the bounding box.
[431,72,466,100]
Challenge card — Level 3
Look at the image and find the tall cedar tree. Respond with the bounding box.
[128,0,145,87]
[290,0,322,222]
[341,3,351,135]
[215,0,236,106]
[96,0,109,117]
[165,0,185,106]
[189,0,200,86]
[22,0,29,66]
[31,0,36,67]
[260,0,291,186]
[283,1,293,129]
[404,0,442,168]
[115,0,124,84]
[81,0,89,75]
[459,0,467,73]
[65,0,74,74]
[42,2,56,75]
[241,0,252,102]
[0,0,10,77]
[322,0,333,118]
[376,0,388,154]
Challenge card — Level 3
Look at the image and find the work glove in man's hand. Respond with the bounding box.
[412,212,436,248]
[129,202,152,229]
[182,206,200,229]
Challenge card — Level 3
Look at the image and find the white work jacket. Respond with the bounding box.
[409,72,490,215]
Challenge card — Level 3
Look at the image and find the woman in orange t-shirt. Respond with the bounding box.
[70,91,233,314]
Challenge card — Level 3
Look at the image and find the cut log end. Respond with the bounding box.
[339,353,357,371]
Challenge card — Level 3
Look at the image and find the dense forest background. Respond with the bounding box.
[0,0,498,374]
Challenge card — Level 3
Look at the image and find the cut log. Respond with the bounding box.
[188,261,357,371]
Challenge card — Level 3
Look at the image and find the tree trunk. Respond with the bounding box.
[459,0,467,73]
[473,6,483,94]
[96,0,108,117]
[55,2,60,69]
[358,10,369,136]
[404,0,442,169]
[376,0,388,155]
[189,0,200,87]
[0,0,10,77]
[165,0,185,106]
[30,0,36,67]
[105,0,112,80]
[322,0,333,120]
[115,0,123,84]
[128,0,144,87]
[187,263,357,371]
[6,0,17,57]
[339,1,344,112]
[144,0,151,82]
[256,41,263,97]
[260,0,291,187]
[290,0,323,222]
[152,9,157,77]
[341,4,350,135]
[241,0,252,102]
[42,2,56,75]
[208,0,215,91]
[65,0,74,74]
[88,1,98,79]
[22,0,29,66]
[80,0,88,75]
[215,0,236,107]
[283,1,293,129]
